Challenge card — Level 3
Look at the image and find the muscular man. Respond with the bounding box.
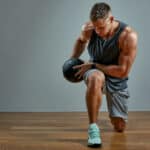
[71,2,137,147]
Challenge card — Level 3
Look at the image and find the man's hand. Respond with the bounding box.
[81,21,94,31]
[70,21,94,59]
[73,62,93,79]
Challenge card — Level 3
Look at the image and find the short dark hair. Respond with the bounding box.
[90,2,111,21]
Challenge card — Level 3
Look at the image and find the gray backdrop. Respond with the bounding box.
[0,0,149,112]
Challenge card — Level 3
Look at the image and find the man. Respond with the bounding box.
[71,2,137,147]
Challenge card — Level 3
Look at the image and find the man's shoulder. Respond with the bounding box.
[119,25,138,45]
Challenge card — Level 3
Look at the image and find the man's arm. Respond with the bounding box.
[70,22,93,58]
[95,29,138,78]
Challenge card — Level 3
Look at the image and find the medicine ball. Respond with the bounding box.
[62,58,84,83]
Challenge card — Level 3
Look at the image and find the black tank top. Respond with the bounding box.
[87,21,128,92]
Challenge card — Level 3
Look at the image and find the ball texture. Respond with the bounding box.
[62,58,84,83]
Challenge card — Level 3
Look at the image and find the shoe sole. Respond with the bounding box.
[88,143,102,148]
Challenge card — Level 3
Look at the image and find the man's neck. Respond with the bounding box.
[107,21,119,39]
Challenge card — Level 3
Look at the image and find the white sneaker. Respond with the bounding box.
[87,123,102,147]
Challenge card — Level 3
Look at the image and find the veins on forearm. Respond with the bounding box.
[96,63,125,78]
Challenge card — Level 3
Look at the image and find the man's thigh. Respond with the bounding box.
[106,88,130,122]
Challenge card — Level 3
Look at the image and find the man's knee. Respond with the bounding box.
[86,71,105,90]
[110,117,126,132]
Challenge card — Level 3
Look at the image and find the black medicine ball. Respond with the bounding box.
[62,58,84,83]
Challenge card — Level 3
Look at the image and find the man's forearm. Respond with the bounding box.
[70,38,86,58]
[95,63,127,78]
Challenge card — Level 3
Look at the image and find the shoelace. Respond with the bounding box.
[89,128,100,138]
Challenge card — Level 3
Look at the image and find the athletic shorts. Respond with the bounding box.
[83,69,130,122]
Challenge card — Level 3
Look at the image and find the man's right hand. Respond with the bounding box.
[70,21,93,58]
[82,21,94,31]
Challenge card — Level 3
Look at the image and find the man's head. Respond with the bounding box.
[90,2,114,38]
[90,2,111,21]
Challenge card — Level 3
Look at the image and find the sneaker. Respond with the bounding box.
[87,123,102,147]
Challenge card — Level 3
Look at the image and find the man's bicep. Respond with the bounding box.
[119,32,138,76]
[119,50,136,76]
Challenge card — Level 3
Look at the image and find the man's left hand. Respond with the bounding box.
[73,62,93,79]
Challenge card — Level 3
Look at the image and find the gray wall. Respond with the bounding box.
[0,0,149,112]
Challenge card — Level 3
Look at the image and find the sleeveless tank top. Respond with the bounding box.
[87,21,128,93]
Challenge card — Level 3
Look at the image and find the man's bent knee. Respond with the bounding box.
[86,71,105,90]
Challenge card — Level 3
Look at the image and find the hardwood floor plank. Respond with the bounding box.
[0,112,149,150]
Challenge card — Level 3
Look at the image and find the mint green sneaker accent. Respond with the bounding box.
[87,123,102,147]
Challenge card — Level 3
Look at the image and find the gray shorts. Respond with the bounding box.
[83,69,130,122]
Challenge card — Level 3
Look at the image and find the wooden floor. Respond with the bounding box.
[0,112,150,150]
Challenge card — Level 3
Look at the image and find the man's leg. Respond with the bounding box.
[83,69,105,147]
[85,70,105,124]
[110,116,126,132]
[106,89,130,132]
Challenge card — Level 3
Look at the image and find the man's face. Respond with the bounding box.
[92,16,113,39]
